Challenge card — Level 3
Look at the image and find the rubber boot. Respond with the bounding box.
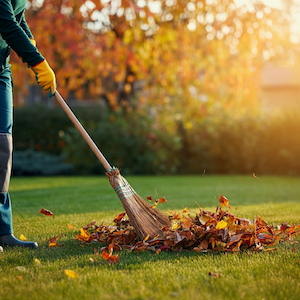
[0,234,38,248]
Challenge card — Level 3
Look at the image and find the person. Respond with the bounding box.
[0,0,56,249]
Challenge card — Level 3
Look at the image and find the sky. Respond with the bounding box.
[235,0,300,42]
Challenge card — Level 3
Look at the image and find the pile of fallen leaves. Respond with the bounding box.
[73,194,300,263]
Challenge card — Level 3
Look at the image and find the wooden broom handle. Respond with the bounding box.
[54,90,112,172]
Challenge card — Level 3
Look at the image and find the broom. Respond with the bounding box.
[54,91,170,239]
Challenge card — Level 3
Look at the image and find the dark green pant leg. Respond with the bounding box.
[0,74,13,235]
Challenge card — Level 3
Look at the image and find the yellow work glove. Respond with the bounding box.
[31,59,56,98]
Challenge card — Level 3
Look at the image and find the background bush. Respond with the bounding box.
[13,105,300,176]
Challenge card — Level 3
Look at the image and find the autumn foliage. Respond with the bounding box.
[11,0,296,114]
[74,194,300,262]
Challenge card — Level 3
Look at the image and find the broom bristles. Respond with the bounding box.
[106,167,170,240]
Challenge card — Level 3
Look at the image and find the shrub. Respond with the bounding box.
[62,110,181,175]
[12,149,73,176]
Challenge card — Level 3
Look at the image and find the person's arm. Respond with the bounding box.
[0,0,43,66]
[18,11,34,40]
[0,0,56,97]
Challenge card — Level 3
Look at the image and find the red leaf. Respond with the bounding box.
[40,208,55,218]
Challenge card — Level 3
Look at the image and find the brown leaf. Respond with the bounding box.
[113,212,126,223]
[48,235,64,247]
[182,215,192,229]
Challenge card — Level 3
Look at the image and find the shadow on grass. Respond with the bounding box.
[0,238,228,272]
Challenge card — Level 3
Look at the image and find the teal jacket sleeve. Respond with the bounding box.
[18,11,34,40]
[0,0,44,67]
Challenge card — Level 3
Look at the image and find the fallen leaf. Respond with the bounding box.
[147,195,152,201]
[182,207,189,213]
[101,250,119,264]
[182,215,192,229]
[15,266,26,272]
[113,212,126,223]
[209,272,221,278]
[216,220,228,230]
[64,270,79,278]
[19,234,27,241]
[48,235,64,247]
[67,224,75,229]
[40,208,55,218]
[76,228,92,243]
[252,173,259,179]
[34,258,41,265]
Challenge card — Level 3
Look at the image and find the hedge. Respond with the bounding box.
[12,105,300,175]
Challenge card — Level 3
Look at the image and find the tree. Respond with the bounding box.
[10,0,298,116]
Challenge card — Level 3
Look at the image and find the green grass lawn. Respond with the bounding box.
[1,175,300,300]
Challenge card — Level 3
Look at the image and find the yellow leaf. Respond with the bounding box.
[67,224,75,229]
[151,199,158,209]
[34,258,41,265]
[64,270,79,278]
[171,223,180,230]
[20,234,27,241]
[216,220,228,230]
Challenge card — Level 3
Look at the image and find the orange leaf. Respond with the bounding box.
[158,197,167,203]
[76,228,92,243]
[144,234,150,242]
[101,250,119,264]
[147,195,152,201]
[218,194,231,209]
[182,207,188,213]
